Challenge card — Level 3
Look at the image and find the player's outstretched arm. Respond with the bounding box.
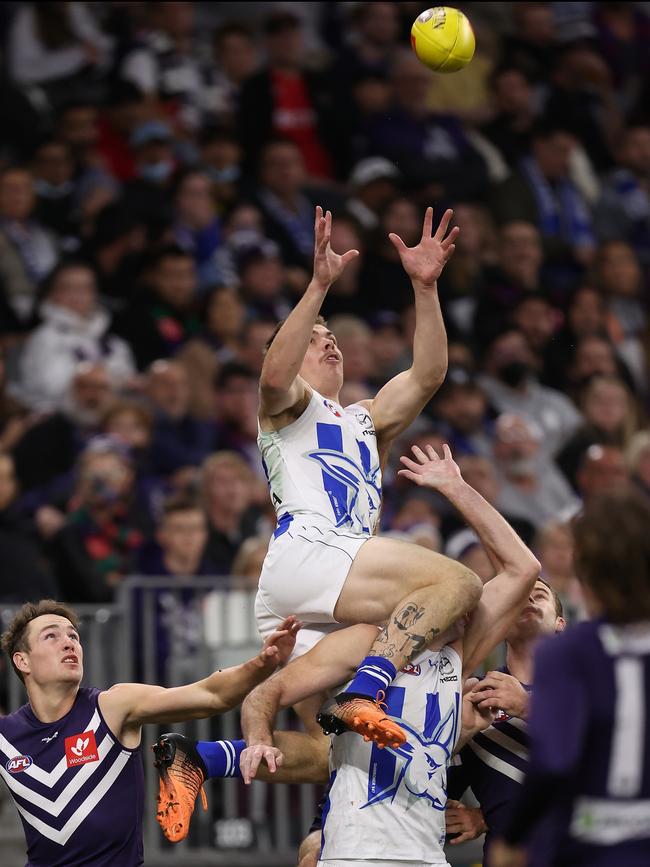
[398,444,541,674]
[259,206,358,418]
[240,624,377,784]
[362,207,457,451]
[100,618,301,735]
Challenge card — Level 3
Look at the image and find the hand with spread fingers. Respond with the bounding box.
[259,616,302,669]
[388,206,459,290]
[398,442,463,493]
[312,205,360,291]
[240,743,284,785]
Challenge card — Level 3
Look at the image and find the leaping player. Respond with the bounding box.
[255,205,482,746]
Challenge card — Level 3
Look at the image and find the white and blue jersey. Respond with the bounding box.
[320,646,462,865]
[256,389,382,639]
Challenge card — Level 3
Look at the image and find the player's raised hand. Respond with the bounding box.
[312,206,359,291]
[259,616,302,668]
[398,443,463,493]
[388,206,459,289]
[240,743,285,785]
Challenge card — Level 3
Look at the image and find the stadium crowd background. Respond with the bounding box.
[0,0,649,690]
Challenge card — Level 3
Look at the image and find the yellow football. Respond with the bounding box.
[411,7,476,73]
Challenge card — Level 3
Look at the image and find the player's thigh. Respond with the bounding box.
[334,535,474,624]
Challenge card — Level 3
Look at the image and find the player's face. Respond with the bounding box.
[299,325,344,399]
[17,615,83,687]
[507,581,564,642]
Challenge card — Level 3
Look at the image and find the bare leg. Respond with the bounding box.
[297,830,321,867]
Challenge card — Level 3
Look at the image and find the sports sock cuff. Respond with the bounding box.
[343,656,398,700]
[196,739,244,779]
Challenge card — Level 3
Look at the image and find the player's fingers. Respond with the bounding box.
[265,749,277,774]
[441,226,460,249]
[275,752,284,767]
[400,455,421,471]
[450,830,474,845]
[340,249,360,265]
[425,443,439,461]
[248,748,264,779]
[446,800,462,808]
[422,205,433,239]
[388,232,407,253]
[442,443,453,462]
[314,205,322,233]
[443,244,456,261]
[411,444,428,463]
[397,469,421,485]
[434,208,453,241]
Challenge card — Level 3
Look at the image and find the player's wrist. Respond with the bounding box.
[308,276,331,293]
[412,277,438,293]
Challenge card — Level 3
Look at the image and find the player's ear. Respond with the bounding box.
[555,616,567,633]
[13,651,30,676]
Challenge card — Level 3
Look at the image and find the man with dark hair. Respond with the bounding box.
[491,488,650,866]
[0,598,298,866]
[445,578,566,865]
[212,361,258,467]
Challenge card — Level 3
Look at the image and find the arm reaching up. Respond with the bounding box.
[259,206,358,422]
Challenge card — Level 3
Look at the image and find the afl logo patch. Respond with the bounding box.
[323,400,342,417]
[401,663,421,676]
[6,755,32,773]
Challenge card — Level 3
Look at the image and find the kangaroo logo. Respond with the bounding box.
[305,448,382,529]
[362,705,458,811]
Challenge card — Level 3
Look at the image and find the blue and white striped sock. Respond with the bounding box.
[196,739,244,779]
[341,656,397,701]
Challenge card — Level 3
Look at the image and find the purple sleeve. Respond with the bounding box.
[502,634,589,844]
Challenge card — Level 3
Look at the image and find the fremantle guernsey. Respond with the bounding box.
[258,388,382,537]
[0,687,144,866]
[320,646,462,864]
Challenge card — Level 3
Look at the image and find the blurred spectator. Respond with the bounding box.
[145,359,213,475]
[626,430,650,500]
[7,2,112,105]
[140,496,214,577]
[231,533,271,590]
[236,237,289,321]
[198,127,243,211]
[0,346,29,452]
[492,413,580,529]
[95,80,148,183]
[121,120,176,226]
[594,3,650,111]
[208,24,258,125]
[365,50,489,203]
[11,362,115,493]
[49,437,148,602]
[14,260,135,412]
[481,66,537,167]
[335,2,400,84]
[83,202,147,305]
[432,367,494,458]
[479,329,582,456]
[533,520,585,622]
[238,10,342,179]
[473,221,544,349]
[366,311,408,388]
[345,156,401,233]
[236,318,277,376]
[212,361,259,470]
[0,450,59,603]
[358,197,422,314]
[120,1,209,134]
[594,240,647,391]
[201,451,268,575]
[594,122,650,270]
[252,138,316,272]
[445,528,495,583]
[320,216,365,317]
[510,293,559,371]
[570,442,630,515]
[544,40,622,171]
[556,374,638,488]
[492,119,596,280]
[114,245,200,369]
[31,138,78,239]
[0,166,59,323]
[567,333,635,398]
[172,168,222,291]
[500,2,557,88]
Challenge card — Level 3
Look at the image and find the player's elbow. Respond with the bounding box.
[521,555,542,586]
[457,567,483,612]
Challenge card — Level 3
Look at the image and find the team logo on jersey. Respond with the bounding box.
[363,702,458,811]
[65,731,99,767]
[401,663,421,676]
[305,448,382,528]
[6,755,32,773]
[323,400,342,417]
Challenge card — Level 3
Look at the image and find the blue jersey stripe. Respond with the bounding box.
[316,422,350,526]
[366,686,406,802]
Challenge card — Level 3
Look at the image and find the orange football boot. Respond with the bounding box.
[152,733,208,843]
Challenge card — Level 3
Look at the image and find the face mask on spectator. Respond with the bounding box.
[206,164,240,184]
[496,361,532,388]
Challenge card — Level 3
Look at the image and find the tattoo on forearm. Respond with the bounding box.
[393,603,425,632]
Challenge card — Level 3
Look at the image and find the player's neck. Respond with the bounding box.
[504,639,535,686]
[27,682,79,724]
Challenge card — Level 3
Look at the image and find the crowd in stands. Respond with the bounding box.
[0,2,649,650]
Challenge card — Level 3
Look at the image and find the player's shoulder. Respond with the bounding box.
[0,701,31,733]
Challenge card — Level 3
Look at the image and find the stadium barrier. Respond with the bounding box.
[0,579,483,866]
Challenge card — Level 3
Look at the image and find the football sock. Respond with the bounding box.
[339,656,397,701]
[196,739,244,779]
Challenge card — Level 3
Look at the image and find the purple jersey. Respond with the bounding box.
[504,620,650,866]
[0,687,144,866]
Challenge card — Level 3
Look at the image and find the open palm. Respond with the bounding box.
[398,443,462,492]
[389,207,459,288]
[312,206,359,289]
